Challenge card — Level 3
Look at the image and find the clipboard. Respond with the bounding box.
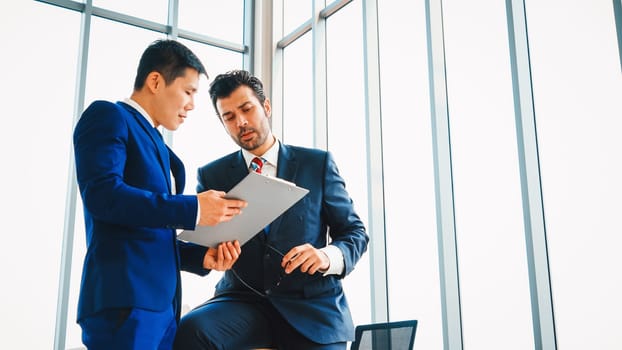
[177,171,309,248]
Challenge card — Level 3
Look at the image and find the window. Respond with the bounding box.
[282,33,313,147]
[326,0,372,325]
[378,1,443,348]
[3,1,80,348]
[443,1,533,348]
[527,1,622,348]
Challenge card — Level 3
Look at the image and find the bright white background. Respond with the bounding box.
[2,1,621,349]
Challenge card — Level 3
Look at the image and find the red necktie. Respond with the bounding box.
[250,157,265,174]
[250,156,270,234]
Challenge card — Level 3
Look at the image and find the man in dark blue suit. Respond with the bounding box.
[73,39,247,350]
[173,70,369,350]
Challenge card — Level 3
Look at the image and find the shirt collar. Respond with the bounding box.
[124,98,156,128]
[242,136,280,168]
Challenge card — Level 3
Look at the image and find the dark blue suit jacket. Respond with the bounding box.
[195,143,369,344]
[73,101,208,322]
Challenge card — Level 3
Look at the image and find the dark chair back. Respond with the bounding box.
[350,320,418,350]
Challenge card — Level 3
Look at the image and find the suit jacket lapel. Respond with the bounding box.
[168,146,185,194]
[269,144,299,236]
[227,151,250,191]
[276,143,300,183]
[118,102,172,193]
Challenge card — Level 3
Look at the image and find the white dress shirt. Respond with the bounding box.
[241,138,345,276]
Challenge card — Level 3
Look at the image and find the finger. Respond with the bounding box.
[286,254,306,274]
[213,190,227,197]
[225,199,247,208]
[217,243,225,262]
[225,207,242,217]
[299,259,311,273]
[223,242,234,260]
[307,259,323,274]
[233,240,241,254]
[282,252,299,269]
[219,214,235,223]
[206,247,217,257]
[304,259,320,274]
[282,246,302,266]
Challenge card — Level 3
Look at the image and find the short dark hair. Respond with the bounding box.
[208,70,267,117]
[133,39,207,90]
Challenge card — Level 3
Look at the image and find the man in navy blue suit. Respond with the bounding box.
[173,70,369,350]
[73,39,247,350]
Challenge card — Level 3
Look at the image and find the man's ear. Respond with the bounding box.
[145,72,162,93]
[264,98,272,118]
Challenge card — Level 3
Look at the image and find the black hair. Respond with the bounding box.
[208,70,266,117]
[133,39,207,90]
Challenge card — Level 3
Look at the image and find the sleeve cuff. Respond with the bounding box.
[195,196,200,226]
[320,245,345,276]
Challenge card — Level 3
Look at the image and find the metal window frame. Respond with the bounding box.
[506,0,557,349]
[425,1,464,349]
[613,0,622,71]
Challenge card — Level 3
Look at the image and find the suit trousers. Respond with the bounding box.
[173,297,346,350]
[79,306,176,350]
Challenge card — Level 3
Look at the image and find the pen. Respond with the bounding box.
[285,253,298,270]
[277,253,299,287]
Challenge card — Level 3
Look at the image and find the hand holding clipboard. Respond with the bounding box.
[177,171,309,248]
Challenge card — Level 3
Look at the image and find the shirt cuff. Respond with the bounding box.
[195,197,201,226]
[320,245,345,276]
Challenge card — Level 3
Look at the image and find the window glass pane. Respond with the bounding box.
[443,0,534,348]
[93,0,168,24]
[178,0,244,45]
[67,18,164,348]
[283,33,313,147]
[377,1,442,348]
[283,0,312,34]
[84,21,164,106]
[3,2,79,348]
[526,1,622,348]
[326,0,372,326]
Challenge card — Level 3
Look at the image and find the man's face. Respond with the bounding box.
[152,68,200,131]
[216,85,272,154]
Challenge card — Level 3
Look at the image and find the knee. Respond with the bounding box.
[177,312,202,335]
[173,313,214,350]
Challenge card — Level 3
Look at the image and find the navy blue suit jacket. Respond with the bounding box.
[73,101,208,322]
[195,143,369,344]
